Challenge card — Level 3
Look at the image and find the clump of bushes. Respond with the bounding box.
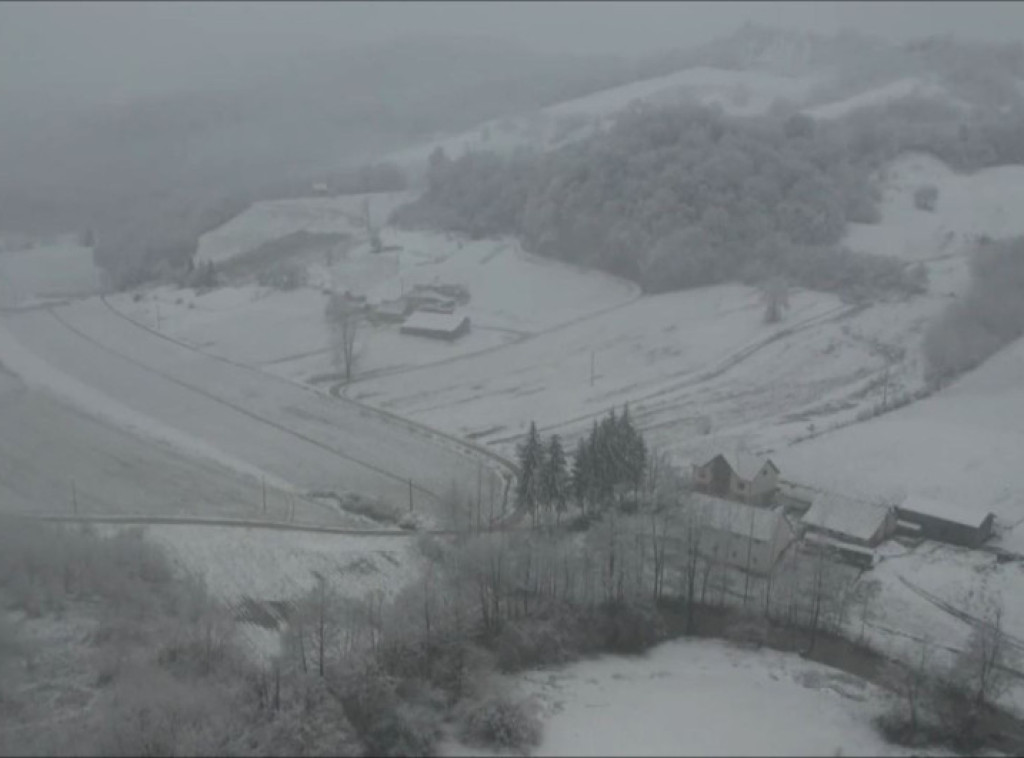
[458,694,542,751]
[257,262,308,291]
[914,184,939,212]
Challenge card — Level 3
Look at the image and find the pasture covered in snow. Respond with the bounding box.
[445,639,932,757]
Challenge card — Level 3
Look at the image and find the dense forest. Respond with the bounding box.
[392,92,1024,299]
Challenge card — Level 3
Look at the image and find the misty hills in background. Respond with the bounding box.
[2,25,1023,288]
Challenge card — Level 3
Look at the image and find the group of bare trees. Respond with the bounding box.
[877,589,1021,748]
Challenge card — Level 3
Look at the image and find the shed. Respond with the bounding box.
[801,533,876,570]
[400,311,471,341]
[896,495,994,549]
[801,491,896,548]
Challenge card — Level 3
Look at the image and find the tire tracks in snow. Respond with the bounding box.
[98,295,519,488]
[46,305,444,500]
[487,302,861,445]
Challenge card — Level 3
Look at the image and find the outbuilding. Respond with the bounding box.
[896,495,994,549]
[800,490,896,548]
[400,311,471,341]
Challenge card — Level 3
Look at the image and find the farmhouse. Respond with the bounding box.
[677,493,796,575]
[897,495,994,548]
[692,452,780,506]
[400,311,471,341]
[800,490,896,548]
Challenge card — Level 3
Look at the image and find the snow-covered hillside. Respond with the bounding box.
[845,152,1024,264]
[196,192,413,266]
[383,66,822,171]
[805,77,963,120]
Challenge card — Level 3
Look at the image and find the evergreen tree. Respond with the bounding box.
[540,435,570,525]
[571,437,590,514]
[515,421,546,527]
[618,404,647,497]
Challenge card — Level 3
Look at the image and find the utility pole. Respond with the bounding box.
[488,476,496,530]
[476,463,483,532]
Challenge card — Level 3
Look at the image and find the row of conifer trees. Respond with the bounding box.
[515,405,647,526]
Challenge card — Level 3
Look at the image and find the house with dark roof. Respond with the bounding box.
[692,451,780,506]
[800,490,896,548]
[897,495,994,548]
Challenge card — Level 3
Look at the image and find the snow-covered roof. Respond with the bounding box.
[898,495,992,530]
[801,491,892,543]
[689,492,781,542]
[695,450,775,481]
[722,451,776,480]
[401,311,469,333]
[804,532,876,558]
[778,479,819,504]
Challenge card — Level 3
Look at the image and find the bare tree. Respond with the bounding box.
[761,275,790,324]
[948,592,1019,735]
[363,197,382,254]
[881,636,935,739]
[325,293,362,384]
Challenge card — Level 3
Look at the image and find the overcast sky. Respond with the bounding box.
[3,2,1024,106]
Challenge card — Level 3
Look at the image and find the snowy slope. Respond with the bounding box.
[196,192,412,266]
[383,66,822,169]
[844,152,1024,265]
[805,77,961,120]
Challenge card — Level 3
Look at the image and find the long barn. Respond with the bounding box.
[896,495,994,548]
[400,311,471,341]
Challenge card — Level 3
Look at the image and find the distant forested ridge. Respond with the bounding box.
[393,102,912,297]
[393,84,1024,298]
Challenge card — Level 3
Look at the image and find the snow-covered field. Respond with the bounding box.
[449,639,928,757]
[845,153,1024,264]
[116,226,638,383]
[139,524,419,605]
